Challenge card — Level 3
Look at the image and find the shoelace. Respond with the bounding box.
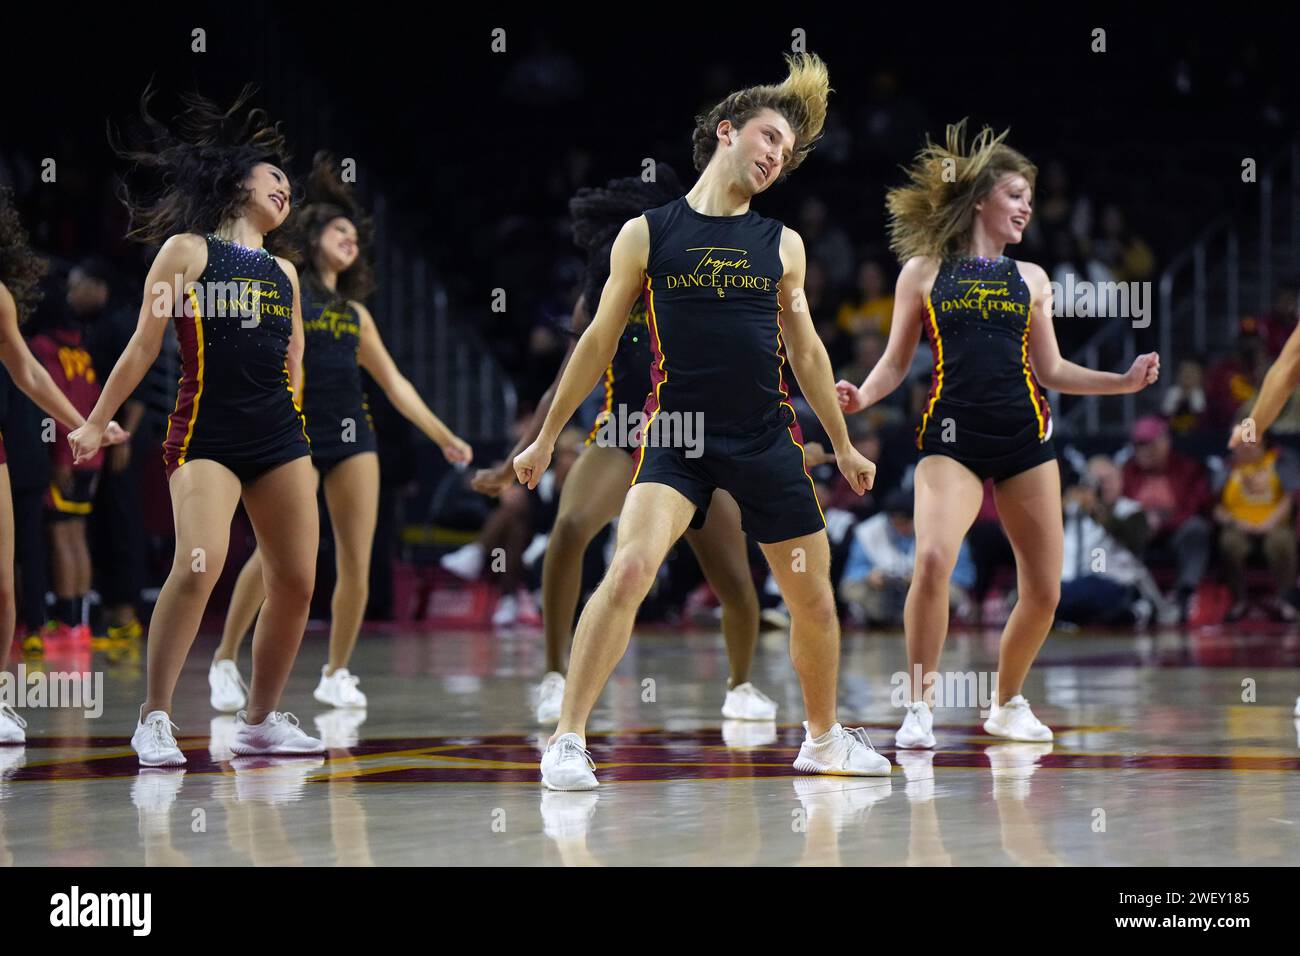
[339,674,362,698]
[268,712,302,728]
[557,737,595,770]
[0,704,27,729]
[842,726,878,753]
[149,714,179,749]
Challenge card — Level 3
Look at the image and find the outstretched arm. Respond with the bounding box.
[1023,261,1159,395]
[778,227,874,494]
[355,300,472,464]
[0,285,88,431]
[513,216,646,489]
[1232,321,1300,447]
[838,256,930,413]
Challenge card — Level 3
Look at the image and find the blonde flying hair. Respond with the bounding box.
[691,52,831,181]
[886,118,1037,263]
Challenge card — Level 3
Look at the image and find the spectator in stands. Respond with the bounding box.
[1214,434,1300,621]
[1162,357,1209,435]
[1252,280,1298,359]
[798,196,855,291]
[1121,415,1213,620]
[839,489,974,627]
[1058,456,1151,625]
[1206,318,1270,428]
[1090,204,1156,284]
[836,259,894,337]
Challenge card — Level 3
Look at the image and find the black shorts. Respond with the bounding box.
[313,446,377,478]
[45,470,99,520]
[920,429,1060,481]
[176,449,311,485]
[629,405,825,544]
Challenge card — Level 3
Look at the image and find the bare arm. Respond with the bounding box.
[355,300,471,463]
[278,257,305,398]
[840,256,932,412]
[513,216,647,488]
[1022,261,1159,395]
[1238,321,1300,442]
[70,234,201,461]
[0,284,90,430]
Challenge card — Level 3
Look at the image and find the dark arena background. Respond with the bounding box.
[2,1,1299,914]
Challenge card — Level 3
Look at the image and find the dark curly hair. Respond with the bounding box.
[110,83,294,252]
[0,185,48,325]
[569,163,684,311]
[286,151,376,304]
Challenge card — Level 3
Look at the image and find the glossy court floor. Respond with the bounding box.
[3,624,1299,866]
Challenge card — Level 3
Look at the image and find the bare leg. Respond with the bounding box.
[321,452,379,673]
[539,444,631,674]
[48,521,76,610]
[72,516,92,598]
[759,530,838,737]
[991,461,1062,702]
[214,546,265,663]
[239,456,319,724]
[904,456,985,702]
[684,490,760,687]
[552,482,697,742]
[143,460,243,716]
[0,465,13,670]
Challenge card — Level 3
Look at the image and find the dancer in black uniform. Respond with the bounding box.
[210,152,472,720]
[837,120,1159,747]
[514,54,892,788]
[0,187,130,745]
[70,87,325,765]
[474,166,796,725]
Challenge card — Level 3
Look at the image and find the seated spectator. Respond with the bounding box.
[1121,415,1212,620]
[836,259,894,337]
[1206,319,1269,428]
[1214,436,1300,621]
[1058,456,1151,626]
[839,489,974,627]
[1089,204,1156,284]
[1161,357,1208,435]
[1251,280,1298,359]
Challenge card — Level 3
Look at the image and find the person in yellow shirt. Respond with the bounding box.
[1215,438,1299,621]
[837,259,894,336]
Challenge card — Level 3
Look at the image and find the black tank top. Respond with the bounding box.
[917,255,1051,448]
[641,197,790,434]
[164,234,310,468]
[300,289,375,457]
[587,294,653,443]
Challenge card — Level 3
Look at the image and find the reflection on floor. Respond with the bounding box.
[2,625,1299,865]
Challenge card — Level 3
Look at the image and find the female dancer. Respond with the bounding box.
[0,186,129,744]
[209,152,472,712]
[473,167,790,724]
[70,87,325,765]
[837,120,1159,746]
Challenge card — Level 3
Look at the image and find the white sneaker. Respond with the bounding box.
[209,659,248,713]
[230,711,325,756]
[721,682,778,720]
[0,704,27,745]
[536,671,565,723]
[313,666,368,708]
[793,722,892,776]
[895,700,936,749]
[540,732,598,790]
[492,593,519,627]
[1294,696,1300,718]
[132,709,186,767]
[440,542,484,580]
[983,695,1053,742]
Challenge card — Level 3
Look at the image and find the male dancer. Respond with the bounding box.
[513,53,892,788]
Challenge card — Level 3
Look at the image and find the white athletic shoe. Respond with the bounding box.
[230,711,325,756]
[209,659,248,713]
[793,722,893,776]
[721,682,778,721]
[492,593,519,627]
[1294,695,1300,718]
[983,695,1054,742]
[0,704,27,745]
[441,542,485,580]
[133,709,186,767]
[536,671,565,724]
[313,666,368,708]
[895,701,936,749]
[540,732,598,790]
